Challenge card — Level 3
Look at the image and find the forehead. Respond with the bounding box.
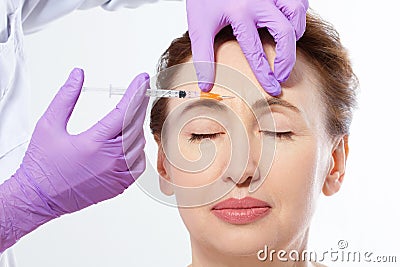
[165,40,324,123]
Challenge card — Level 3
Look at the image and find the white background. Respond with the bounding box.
[11,0,400,266]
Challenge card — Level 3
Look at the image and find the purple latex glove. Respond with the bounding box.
[187,0,309,95]
[0,68,149,252]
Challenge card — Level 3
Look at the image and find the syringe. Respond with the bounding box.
[82,86,234,101]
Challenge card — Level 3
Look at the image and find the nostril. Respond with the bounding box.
[222,161,262,185]
[237,176,252,187]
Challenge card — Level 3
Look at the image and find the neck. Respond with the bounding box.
[189,232,313,267]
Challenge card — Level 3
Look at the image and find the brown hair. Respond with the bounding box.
[150,12,358,140]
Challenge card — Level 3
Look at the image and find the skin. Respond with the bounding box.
[155,40,348,267]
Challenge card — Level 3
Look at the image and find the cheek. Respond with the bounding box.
[275,140,319,186]
[267,137,328,224]
[165,138,232,188]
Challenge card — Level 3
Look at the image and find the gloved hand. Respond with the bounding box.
[0,68,149,252]
[187,0,309,96]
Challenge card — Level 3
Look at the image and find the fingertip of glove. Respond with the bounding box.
[61,68,84,95]
[136,72,150,86]
[267,87,282,97]
[139,72,150,81]
[70,68,84,78]
[137,72,151,94]
[193,61,215,92]
[276,72,290,84]
[128,73,149,91]
[66,68,84,88]
[262,75,282,96]
[199,81,213,92]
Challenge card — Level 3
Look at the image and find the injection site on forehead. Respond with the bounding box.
[182,99,228,113]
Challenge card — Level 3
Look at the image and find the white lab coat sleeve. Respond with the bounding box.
[21,0,181,34]
[79,0,159,10]
[0,249,16,267]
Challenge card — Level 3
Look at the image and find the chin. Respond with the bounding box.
[218,238,270,257]
[191,217,281,257]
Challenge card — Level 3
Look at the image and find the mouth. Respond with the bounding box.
[211,196,272,225]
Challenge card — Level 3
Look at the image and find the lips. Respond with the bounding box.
[211,196,272,225]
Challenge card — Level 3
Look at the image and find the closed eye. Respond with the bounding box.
[188,133,223,143]
[261,131,294,140]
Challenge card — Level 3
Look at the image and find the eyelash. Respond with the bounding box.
[261,131,294,140]
[188,131,293,143]
[188,133,223,143]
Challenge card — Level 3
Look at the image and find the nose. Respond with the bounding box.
[222,131,262,186]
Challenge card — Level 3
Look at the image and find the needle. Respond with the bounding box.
[82,86,235,101]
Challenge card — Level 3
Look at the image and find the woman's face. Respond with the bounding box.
[156,41,347,257]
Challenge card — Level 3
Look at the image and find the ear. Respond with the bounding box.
[322,135,349,196]
[157,141,174,196]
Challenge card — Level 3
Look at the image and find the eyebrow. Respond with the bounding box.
[182,99,228,113]
[251,97,300,113]
[181,97,300,114]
